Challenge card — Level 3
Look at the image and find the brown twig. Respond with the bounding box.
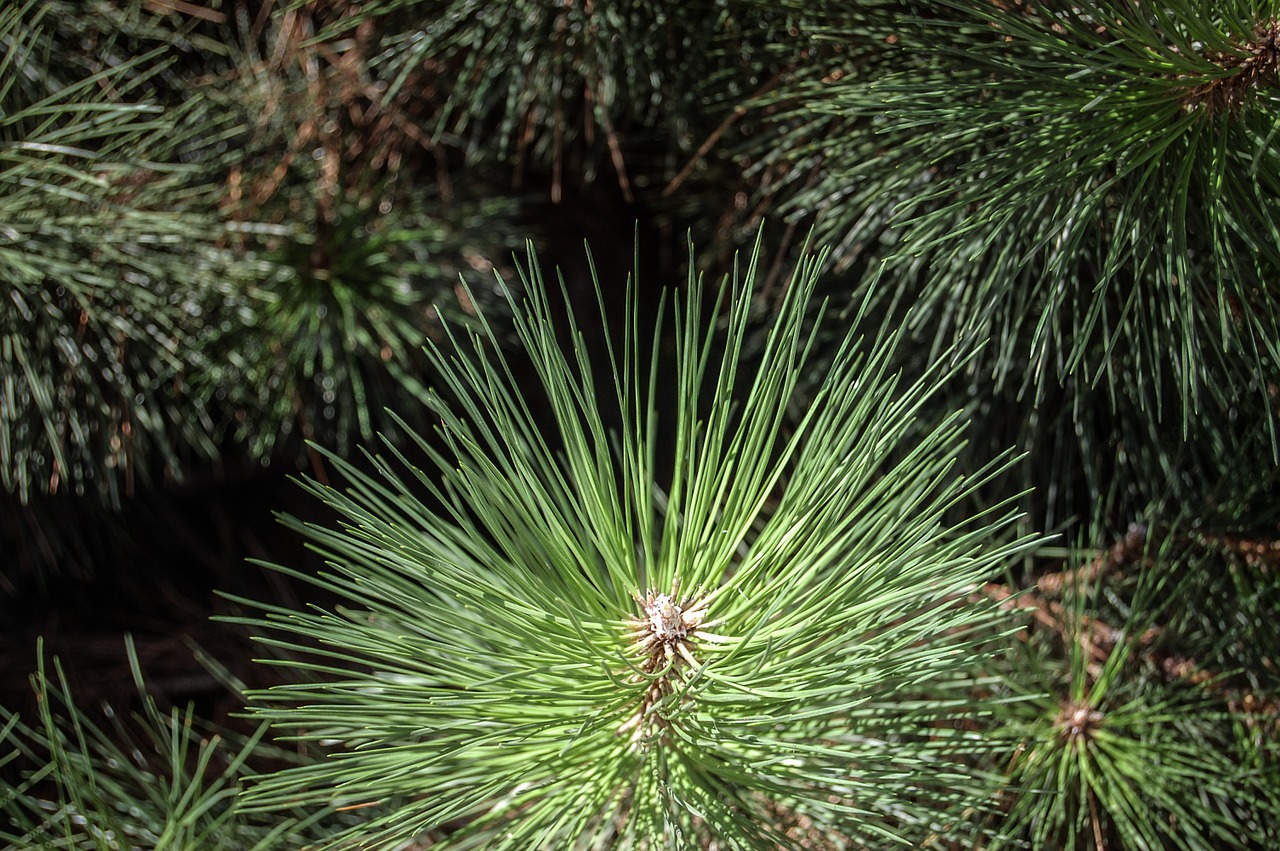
[662,71,784,200]
[984,525,1280,731]
[1035,523,1147,597]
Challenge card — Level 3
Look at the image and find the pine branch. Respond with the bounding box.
[0,637,332,850]
[755,0,1280,475]
[0,0,243,504]
[180,1,528,461]
[225,237,1041,848]
[980,526,1280,849]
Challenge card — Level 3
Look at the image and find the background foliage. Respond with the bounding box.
[2,0,1277,848]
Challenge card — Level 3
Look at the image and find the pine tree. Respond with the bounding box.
[2,1,1278,848]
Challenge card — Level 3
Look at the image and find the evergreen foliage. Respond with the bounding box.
[1,0,1278,849]
[0,0,234,503]
[753,0,1280,526]
[0,639,329,849]
[304,0,787,198]
[227,243,1038,848]
[980,531,1279,848]
[763,0,1280,402]
[0,0,521,507]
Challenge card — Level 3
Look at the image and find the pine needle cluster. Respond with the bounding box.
[0,639,331,850]
[224,242,1038,848]
[0,0,237,503]
[754,0,1280,525]
[979,530,1280,848]
[1,0,522,508]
